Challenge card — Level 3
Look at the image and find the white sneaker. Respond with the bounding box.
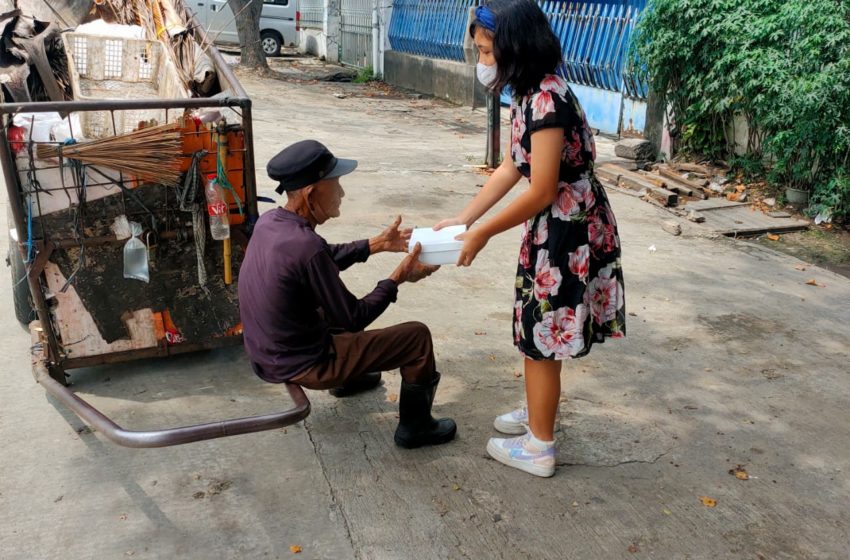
[486,432,556,478]
[493,405,561,435]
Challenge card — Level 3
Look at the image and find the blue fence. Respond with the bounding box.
[387,0,478,62]
[388,0,648,99]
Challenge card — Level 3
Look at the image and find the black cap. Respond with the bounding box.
[267,140,358,194]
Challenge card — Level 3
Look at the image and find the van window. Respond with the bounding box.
[264,0,290,5]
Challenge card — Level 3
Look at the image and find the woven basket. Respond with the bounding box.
[62,32,189,138]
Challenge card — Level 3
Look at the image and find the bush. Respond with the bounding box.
[632,0,850,219]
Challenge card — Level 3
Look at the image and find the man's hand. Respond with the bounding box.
[389,243,440,284]
[369,215,413,254]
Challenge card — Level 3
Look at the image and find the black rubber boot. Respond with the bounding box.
[394,372,457,448]
[329,371,382,398]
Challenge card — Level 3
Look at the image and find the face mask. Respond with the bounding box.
[476,62,498,89]
[305,189,330,224]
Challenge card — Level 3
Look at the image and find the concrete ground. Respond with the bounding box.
[1,68,849,560]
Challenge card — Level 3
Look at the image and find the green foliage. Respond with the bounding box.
[632,0,850,219]
[353,65,379,83]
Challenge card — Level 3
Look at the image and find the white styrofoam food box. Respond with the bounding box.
[408,225,467,266]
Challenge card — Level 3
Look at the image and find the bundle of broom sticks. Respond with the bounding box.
[37,123,184,186]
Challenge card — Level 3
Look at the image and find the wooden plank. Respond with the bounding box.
[672,162,711,175]
[686,199,751,212]
[698,206,809,236]
[657,165,710,191]
[595,164,622,184]
[618,169,678,206]
[636,171,667,188]
[44,262,159,358]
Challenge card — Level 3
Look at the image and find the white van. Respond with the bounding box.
[192,0,299,56]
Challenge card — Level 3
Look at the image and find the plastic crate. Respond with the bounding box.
[62,33,189,138]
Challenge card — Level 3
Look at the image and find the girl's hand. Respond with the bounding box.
[433,216,464,231]
[456,228,489,267]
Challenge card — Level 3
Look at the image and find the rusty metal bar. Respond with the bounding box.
[62,335,243,369]
[35,358,310,448]
[0,96,249,116]
[0,125,63,367]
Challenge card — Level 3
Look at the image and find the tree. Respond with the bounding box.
[228,0,268,70]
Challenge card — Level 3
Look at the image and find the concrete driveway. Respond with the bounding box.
[1,71,848,560]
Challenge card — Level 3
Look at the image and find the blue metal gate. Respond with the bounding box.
[388,0,649,136]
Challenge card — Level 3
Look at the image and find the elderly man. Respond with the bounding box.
[238,140,456,448]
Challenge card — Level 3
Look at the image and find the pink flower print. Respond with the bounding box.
[583,185,596,212]
[511,113,527,166]
[563,130,585,167]
[584,265,624,326]
[533,250,562,302]
[568,244,590,283]
[539,74,567,96]
[588,207,616,254]
[531,91,555,121]
[514,300,523,343]
[532,304,589,359]
[534,218,549,246]
[551,181,580,221]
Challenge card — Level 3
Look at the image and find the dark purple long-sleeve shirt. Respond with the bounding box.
[238,208,398,382]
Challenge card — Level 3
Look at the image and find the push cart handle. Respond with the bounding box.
[35,360,311,448]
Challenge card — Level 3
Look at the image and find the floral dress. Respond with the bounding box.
[511,74,626,360]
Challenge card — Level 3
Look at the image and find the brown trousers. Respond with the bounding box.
[290,321,436,390]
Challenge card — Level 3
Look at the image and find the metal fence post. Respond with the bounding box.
[486,91,501,168]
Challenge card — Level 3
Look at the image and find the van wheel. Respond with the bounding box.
[261,31,282,57]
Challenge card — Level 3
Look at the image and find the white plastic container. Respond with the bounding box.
[408,225,466,266]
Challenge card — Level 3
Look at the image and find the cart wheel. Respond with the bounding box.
[261,30,282,57]
[7,209,36,328]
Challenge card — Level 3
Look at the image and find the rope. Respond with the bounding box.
[179,150,208,289]
[216,133,243,216]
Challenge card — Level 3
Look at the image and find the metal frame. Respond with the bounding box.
[1,18,310,447]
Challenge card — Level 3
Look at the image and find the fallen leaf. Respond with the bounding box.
[729,465,750,480]
[628,543,640,553]
[488,355,496,361]
[452,484,461,491]
[119,514,128,520]
[513,370,523,378]
[290,545,302,554]
[571,501,579,507]
[794,265,807,271]
[387,393,398,403]
[736,184,746,192]
[474,331,487,335]
[766,233,780,241]
[699,496,717,508]
[663,508,672,515]
[805,279,820,287]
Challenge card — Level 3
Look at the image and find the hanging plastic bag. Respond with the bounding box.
[123,221,150,283]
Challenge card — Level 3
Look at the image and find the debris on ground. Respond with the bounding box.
[729,465,750,480]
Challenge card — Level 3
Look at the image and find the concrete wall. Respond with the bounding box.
[299,28,330,59]
[384,50,488,106]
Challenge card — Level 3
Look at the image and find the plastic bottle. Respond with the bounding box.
[205,173,230,240]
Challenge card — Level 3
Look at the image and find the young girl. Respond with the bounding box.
[435,0,626,477]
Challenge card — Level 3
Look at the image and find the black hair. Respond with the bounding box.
[470,0,563,96]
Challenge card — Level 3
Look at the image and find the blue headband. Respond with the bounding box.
[475,5,496,32]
